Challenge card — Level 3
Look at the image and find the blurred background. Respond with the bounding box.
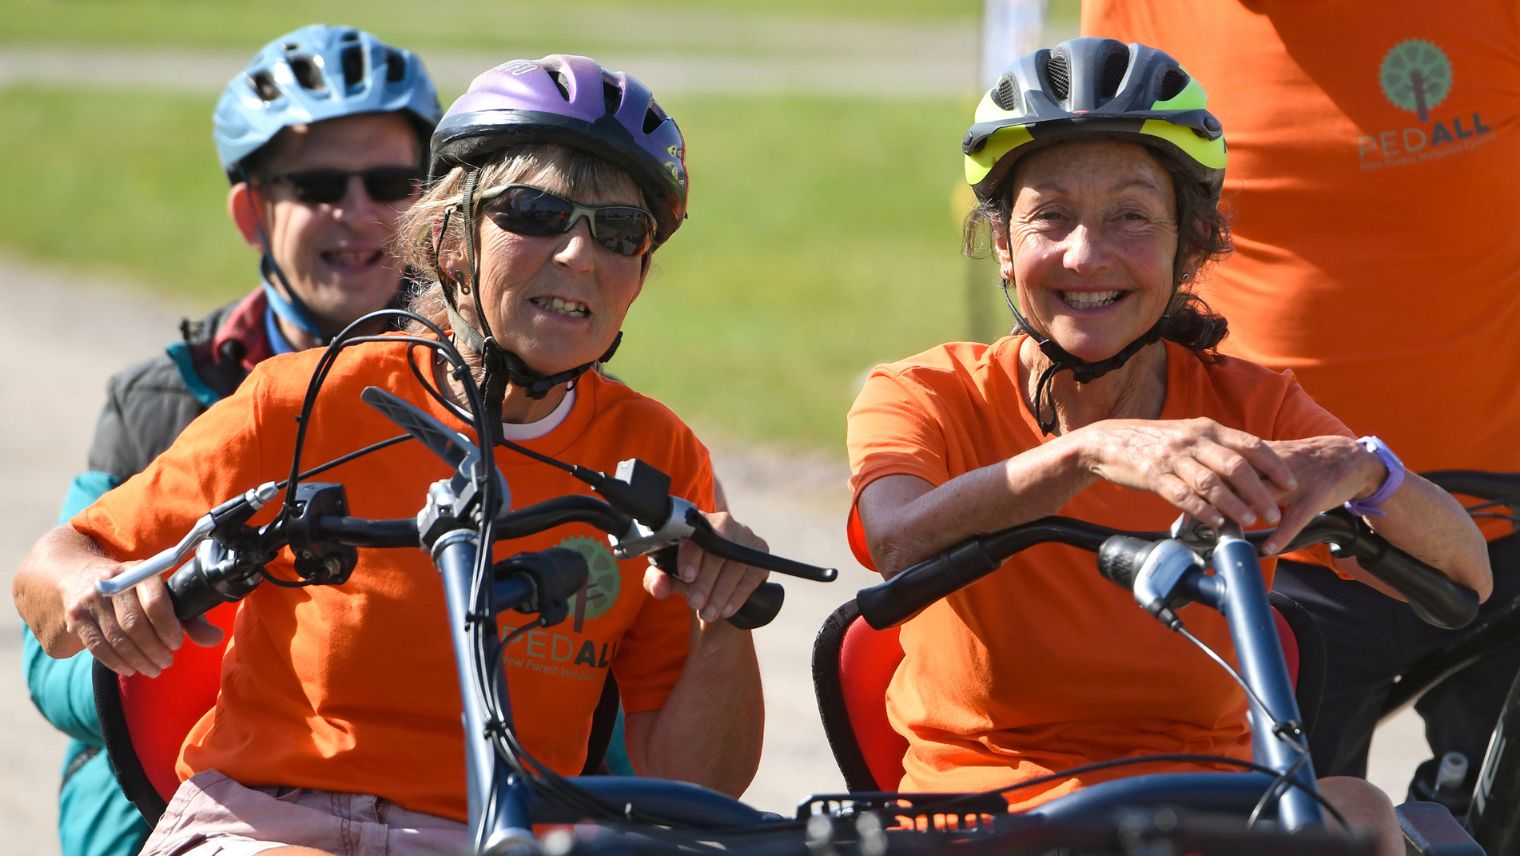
[0,0,1079,451]
[1,3,1426,852]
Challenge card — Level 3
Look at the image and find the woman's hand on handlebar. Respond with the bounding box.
[643,511,770,626]
[1258,435,1385,555]
[65,562,178,677]
[26,527,225,677]
[1079,418,1296,530]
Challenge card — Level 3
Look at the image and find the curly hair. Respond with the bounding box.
[962,140,1233,354]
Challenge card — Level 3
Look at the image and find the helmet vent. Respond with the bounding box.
[1099,46,1129,100]
[340,46,365,89]
[339,30,360,42]
[992,73,1020,111]
[1044,53,1071,101]
[602,79,622,114]
[1158,68,1190,101]
[289,56,324,92]
[384,51,407,84]
[643,102,667,134]
[548,70,572,102]
[250,71,281,102]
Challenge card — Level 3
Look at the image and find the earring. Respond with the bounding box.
[452,270,470,295]
[1180,272,1193,282]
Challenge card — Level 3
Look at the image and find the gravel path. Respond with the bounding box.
[0,19,980,100]
[0,249,1428,850]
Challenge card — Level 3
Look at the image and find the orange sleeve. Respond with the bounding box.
[844,365,958,571]
[72,365,278,563]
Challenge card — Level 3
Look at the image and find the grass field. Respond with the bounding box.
[0,2,1083,448]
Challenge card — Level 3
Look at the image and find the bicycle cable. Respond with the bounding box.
[1172,623,1333,828]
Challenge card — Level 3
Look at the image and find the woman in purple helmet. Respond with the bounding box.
[16,55,767,855]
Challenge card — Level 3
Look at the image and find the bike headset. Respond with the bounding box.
[213,24,442,344]
[425,54,689,430]
[963,37,1228,434]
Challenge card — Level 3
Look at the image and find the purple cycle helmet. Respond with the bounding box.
[430,55,688,246]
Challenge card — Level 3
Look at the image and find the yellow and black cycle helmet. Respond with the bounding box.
[964,37,1226,202]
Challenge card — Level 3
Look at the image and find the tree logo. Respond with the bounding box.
[1380,39,1452,123]
[560,535,622,631]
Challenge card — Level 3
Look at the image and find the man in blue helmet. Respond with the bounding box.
[20,24,440,856]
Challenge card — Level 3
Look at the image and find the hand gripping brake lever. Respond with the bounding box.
[601,459,836,630]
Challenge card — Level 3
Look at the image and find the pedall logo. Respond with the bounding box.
[1359,38,1494,170]
[498,535,624,682]
[561,535,622,632]
[1380,39,1450,121]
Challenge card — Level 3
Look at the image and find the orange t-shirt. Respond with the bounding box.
[1082,0,1520,523]
[74,338,713,821]
[845,336,1347,806]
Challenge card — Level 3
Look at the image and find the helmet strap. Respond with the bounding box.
[1001,282,1164,435]
[248,183,330,344]
[258,254,330,345]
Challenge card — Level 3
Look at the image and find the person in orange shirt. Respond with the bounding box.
[14,55,768,856]
[1081,0,1520,809]
[846,38,1489,854]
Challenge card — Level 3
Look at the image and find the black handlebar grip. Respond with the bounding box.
[1349,538,1480,630]
[167,561,258,622]
[1097,535,1153,591]
[728,581,785,630]
[856,540,1000,630]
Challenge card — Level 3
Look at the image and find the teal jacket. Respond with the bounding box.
[22,291,272,856]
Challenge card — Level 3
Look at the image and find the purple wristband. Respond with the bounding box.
[1343,435,1405,517]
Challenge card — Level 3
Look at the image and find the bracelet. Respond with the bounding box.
[1343,435,1405,517]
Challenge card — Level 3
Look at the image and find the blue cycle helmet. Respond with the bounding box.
[214,24,442,180]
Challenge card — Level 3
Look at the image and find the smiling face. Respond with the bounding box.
[235,112,422,336]
[454,154,648,378]
[994,139,1180,363]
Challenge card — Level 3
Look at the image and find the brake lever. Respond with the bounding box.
[97,481,280,597]
[360,386,509,516]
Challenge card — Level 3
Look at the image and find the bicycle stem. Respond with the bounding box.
[431,521,537,854]
[1211,531,1322,829]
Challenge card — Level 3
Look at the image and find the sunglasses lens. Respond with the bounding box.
[362,168,422,203]
[483,186,654,257]
[487,187,573,236]
[592,208,655,257]
[271,168,421,205]
[285,171,348,205]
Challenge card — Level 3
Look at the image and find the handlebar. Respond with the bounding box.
[856,511,1479,630]
[157,493,833,630]
[1425,469,1520,510]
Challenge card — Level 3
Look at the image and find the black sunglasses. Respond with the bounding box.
[261,167,423,205]
[475,184,655,258]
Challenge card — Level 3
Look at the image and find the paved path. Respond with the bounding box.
[0,258,1430,850]
[0,12,982,99]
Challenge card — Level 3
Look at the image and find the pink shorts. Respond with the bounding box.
[141,769,470,856]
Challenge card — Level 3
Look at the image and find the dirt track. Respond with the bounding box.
[0,258,1429,850]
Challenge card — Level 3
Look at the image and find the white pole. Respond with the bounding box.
[967,0,1047,341]
[981,0,1047,87]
